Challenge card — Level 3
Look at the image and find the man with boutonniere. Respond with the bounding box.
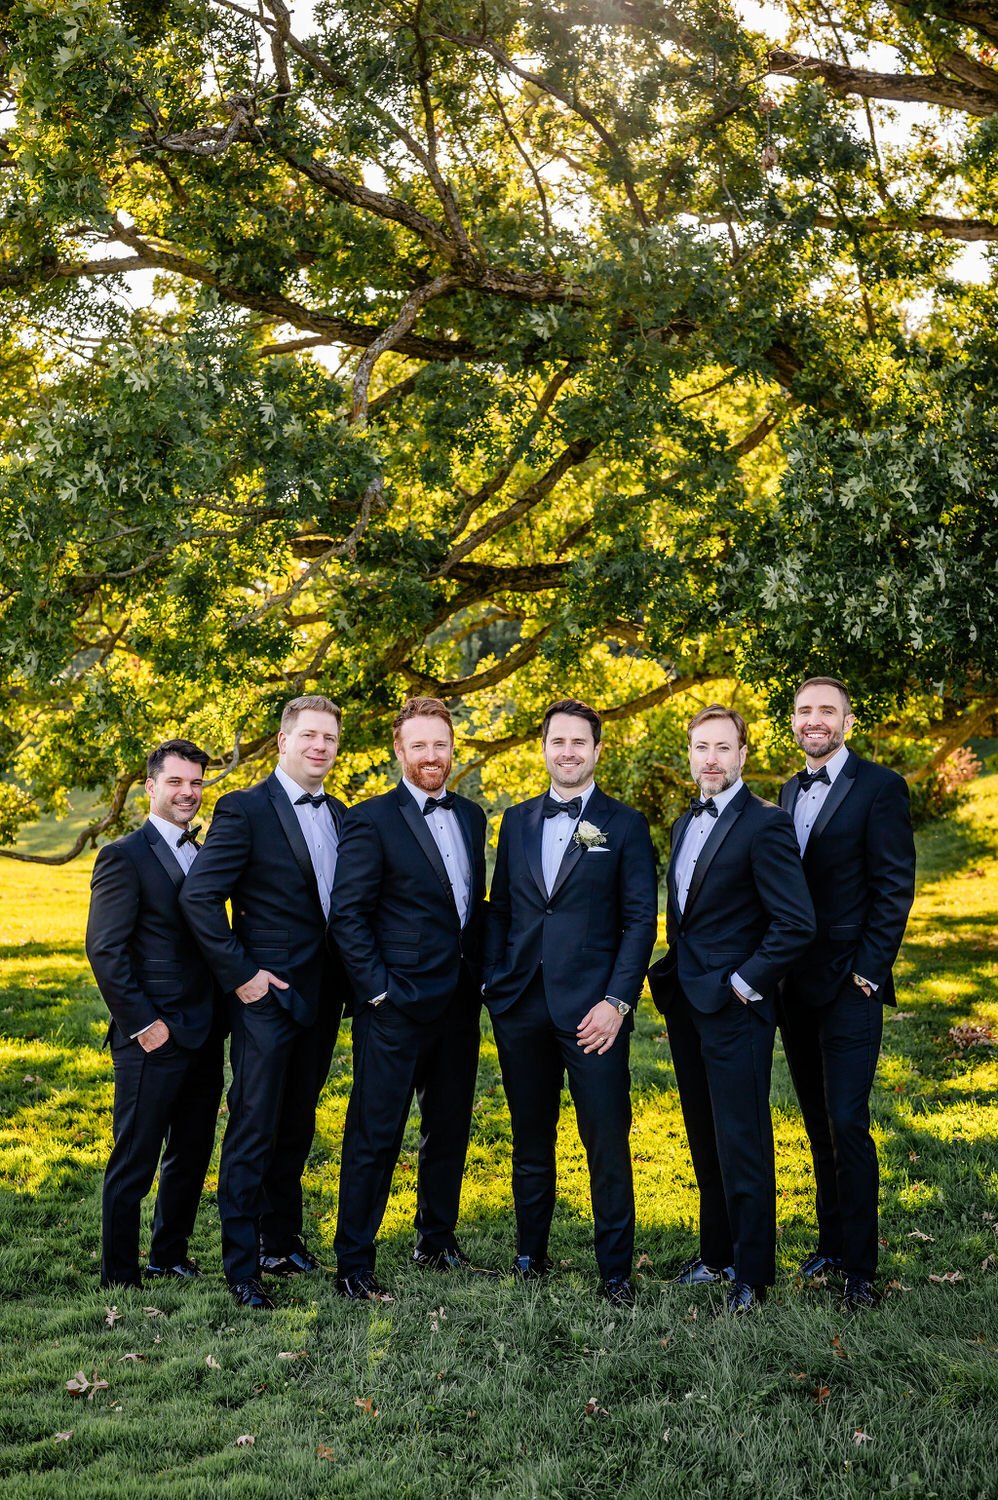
[648,705,815,1315]
[483,699,657,1307]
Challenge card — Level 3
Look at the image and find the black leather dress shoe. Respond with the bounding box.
[509,1254,553,1280]
[145,1257,202,1281]
[600,1276,635,1308]
[413,1246,498,1277]
[256,1242,319,1278]
[335,1270,395,1302]
[842,1276,881,1311]
[229,1278,275,1309]
[724,1281,766,1314]
[672,1255,735,1286]
[798,1250,843,1280]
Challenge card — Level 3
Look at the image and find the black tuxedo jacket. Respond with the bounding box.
[179,773,347,1029]
[779,750,916,1007]
[483,785,658,1029]
[648,784,815,1023]
[86,821,218,1048]
[328,782,487,1020]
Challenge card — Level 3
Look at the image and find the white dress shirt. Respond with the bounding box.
[793,741,850,853]
[274,764,338,918]
[673,779,758,1003]
[402,777,472,926]
[148,812,199,874]
[541,781,596,896]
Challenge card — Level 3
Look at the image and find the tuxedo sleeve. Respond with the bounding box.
[482,810,512,971]
[604,811,659,1010]
[86,845,158,1037]
[854,774,916,986]
[178,796,258,993]
[736,812,816,996]
[326,806,389,1003]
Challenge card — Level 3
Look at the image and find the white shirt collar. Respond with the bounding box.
[275,763,325,803]
[697,777,743,815]
[547,781,596,810]
[804,742,850,781]
[402,775,452,811]
[148,811,191,849]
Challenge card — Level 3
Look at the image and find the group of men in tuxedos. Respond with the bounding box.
[87,677,915,1316]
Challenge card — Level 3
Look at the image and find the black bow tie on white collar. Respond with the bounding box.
[797,766,831,791]
[688,796,718,818]
[543,794,582,820]
[176,826,201,848]
[422,792,455,815]
[295,792,327,809]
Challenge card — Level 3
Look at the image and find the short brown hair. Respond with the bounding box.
[147,739,210,779]
[392,697,454,738]
[541,698,602,745]
[280,695,342,732]
[794,676,853,715]
[687,704,748,749]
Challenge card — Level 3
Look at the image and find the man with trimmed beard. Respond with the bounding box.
[328,697,487,1301]
[648,706,815,1313]
[779,677,915,1312]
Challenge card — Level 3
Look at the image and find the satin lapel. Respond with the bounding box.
[521,795,548,903]
[667,810,693,918]
[807,751,859,846]
[683,784,750,917]
[267,775,323,911]
[779,778,797,815]
[142,820,184,893]
[397,785,456,910]
[326,794,345,836]
[452,796,482,904]
[549,786,614,902]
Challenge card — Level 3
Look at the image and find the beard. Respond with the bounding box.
[405,760,451,791]
[696,768,738,796]
[794,726,844,761]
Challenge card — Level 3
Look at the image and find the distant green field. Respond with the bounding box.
[1,780,997,1498]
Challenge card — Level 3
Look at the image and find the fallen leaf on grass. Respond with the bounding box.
[277,1351,307,1361]
[104,1306,122,1327]
[791,1373,808,1382]
[65,1371,109,1400]
[853,1429,873,1446]
[234,1434,255,1447]
[142,1306,166,1319]
[316,1444,335,1462]
[885,1279,912,1294]
[686,1305,697,1322]
[54,1432,73,1442]
[23,1074,38,1083]
[205,1355,221,1370]
[118,1353,145,1363]
[583,1397,609,1418]
[812,1385,831,1406]
[635,1252,653,1270]
[981,1255,995,1272]
[929,1271,963,1284]
[948,1023,996,1050]
[907,1230,934,1242]
[886,1012,915,1021]
[354,1397,379,1418]
[831,1336,847,1359]
[958,867,987,879]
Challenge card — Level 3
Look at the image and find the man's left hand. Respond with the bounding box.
[577,999,623,1055]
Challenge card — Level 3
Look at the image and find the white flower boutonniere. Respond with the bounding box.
[573,820,607,850]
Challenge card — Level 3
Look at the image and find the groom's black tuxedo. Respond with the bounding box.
[87,821,223,1287]
[778,749,915,1281]
[180,774,347,1285]
[484,786,657,1278]
[648,784,815,1286]
[328,782,487,1273]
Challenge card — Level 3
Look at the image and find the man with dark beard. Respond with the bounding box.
[778,677,915,1312]
[328,698,488,1301]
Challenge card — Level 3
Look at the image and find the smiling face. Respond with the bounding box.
[543,711,602,797]
[278,709,341,791]
[395,714,454,792]
[146,754,205,829]
[687,716,747,798]
[792,684,855,766]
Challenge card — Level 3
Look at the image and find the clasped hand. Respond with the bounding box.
[576,999,622,1056]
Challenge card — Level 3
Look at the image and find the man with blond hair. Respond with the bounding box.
[328,698,488,1301]
[182,696,347,1307]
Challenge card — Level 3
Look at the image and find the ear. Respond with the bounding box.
[144,777,155,799]
[593,741,603,763]
[843,713,856,736]
[738,744,748,772]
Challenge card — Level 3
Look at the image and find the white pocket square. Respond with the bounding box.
[586,847,612,854]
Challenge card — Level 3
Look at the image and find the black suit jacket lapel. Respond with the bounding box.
[396,784,458,913]
[683,784,750,916]
[452,796,483,906]
[521,795,548,903]
[142,820,184,893]
[549,786,613,902]
[667,810,693,920]
[779,778,797,815]
[267,774,323,911]
[807,751,859,847]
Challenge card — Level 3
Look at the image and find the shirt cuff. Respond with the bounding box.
[854,974,879,992]
[730,971,763,1004]
[130,1021,157,1038]
[369,991,388,1006]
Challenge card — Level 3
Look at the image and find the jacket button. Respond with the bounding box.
[545,907,553,915]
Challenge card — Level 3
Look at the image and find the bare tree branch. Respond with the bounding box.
[400,625,553,696]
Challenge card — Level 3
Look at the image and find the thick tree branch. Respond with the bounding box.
[0,773,137,865]
[350,275,457,422]
[400,625,553,697]
[767,47,998,114]
[906,697,998,783]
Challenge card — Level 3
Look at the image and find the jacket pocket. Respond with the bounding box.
[829,924,860,940]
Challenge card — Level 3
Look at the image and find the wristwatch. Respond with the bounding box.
[611,999,632,1017]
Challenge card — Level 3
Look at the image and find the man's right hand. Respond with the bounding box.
[236,969,290,1004]
[137,1019,171,1052]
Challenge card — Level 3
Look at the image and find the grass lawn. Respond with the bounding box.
[1,777,997,1498]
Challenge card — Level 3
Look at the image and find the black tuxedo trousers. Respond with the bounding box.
[101,1026,223,1288]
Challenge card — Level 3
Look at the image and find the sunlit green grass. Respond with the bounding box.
[1,781,997,1497]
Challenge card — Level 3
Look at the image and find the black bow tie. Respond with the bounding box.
[176,826,201,848]
[689,796,718,819]
[422,792,455,815]
[295,792,327,809]
[543,794,582,820]
[797,766,831,791]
